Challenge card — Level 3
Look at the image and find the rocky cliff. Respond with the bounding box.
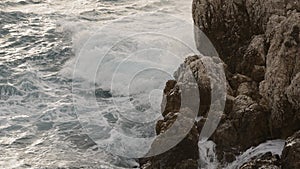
[140,0,300,168]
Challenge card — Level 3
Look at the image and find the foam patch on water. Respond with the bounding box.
[65,8,199,158]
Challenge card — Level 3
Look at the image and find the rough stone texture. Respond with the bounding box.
[193,0,300,165]
[211,95,271,163]
[140,79,199,169]
[141,0,300,168]
[174,55,212,117]
[240,152,281,169]
[239,35,267,82]
[260,12,300,138]
[192,0,300,72]
[140,55,227,169]
[282,130,300,169]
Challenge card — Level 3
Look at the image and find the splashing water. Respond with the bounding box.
[1,0,194,168]
[198,140,285,169]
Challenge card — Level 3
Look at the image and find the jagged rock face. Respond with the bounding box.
[192,0,300,72]
[192,0,300,167]
[140,55,226,169]
[260,12,300,138]
[192,0,254,71]
[281,130,300,169]
[193,0,300,136]
[140,79,199,169]
[141,0,300,168]
[240,152,281,169]
[211,95,271,163]
[239,35,266,82]
[174,55,212,116]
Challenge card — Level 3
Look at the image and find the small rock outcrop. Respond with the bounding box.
[140,79,199,169]
[240,152,281,169]
[282,130,300,169]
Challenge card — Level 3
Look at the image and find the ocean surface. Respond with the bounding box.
[0,0,195,168]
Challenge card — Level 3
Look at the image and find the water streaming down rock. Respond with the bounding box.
[198,140,218,169]
[198,139,285,169]
[225,140,285,169]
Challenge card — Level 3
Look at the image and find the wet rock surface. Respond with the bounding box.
[240,152,281,169]
[140,79,199,169]
[192,0,300,167]
[141,0,299,168]
[282,130,300,169]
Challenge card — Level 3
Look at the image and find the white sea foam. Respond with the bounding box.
[198,139,286,169]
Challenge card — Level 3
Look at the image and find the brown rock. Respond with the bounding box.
[212,95,271,163]
[229,74,252,91]
[161,80,181,117]
[282,130,300,169]
[240,152,281,169]
[260,12,300,138]
[141,76,199,169]
[251,65,266,82]
[239,35,266,76]
[237,82,256,97]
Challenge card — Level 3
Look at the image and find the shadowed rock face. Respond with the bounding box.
[141,0,299,168]
[282,131,300,169]
[260,13,300,138]
[193,1,300,139]
[193,0,300,158]
[192,0,300,72]
[140,79,199,169]
[240,152,281,169]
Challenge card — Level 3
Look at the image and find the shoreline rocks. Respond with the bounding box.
[140,0,300,168]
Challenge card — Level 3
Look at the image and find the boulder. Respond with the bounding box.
[260,12,300,138]
[212,95,271,163]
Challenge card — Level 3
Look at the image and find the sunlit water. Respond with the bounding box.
[0,0,194,168]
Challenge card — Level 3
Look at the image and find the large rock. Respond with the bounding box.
[140,79,199,169]
[140,55,227,168]
[192,0,300,165]
[192,0,300,72]
[141,0,300,168]
[211,95,271,163]
[260,12,300,138]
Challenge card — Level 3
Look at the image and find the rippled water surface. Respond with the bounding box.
[0,0,193,168]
